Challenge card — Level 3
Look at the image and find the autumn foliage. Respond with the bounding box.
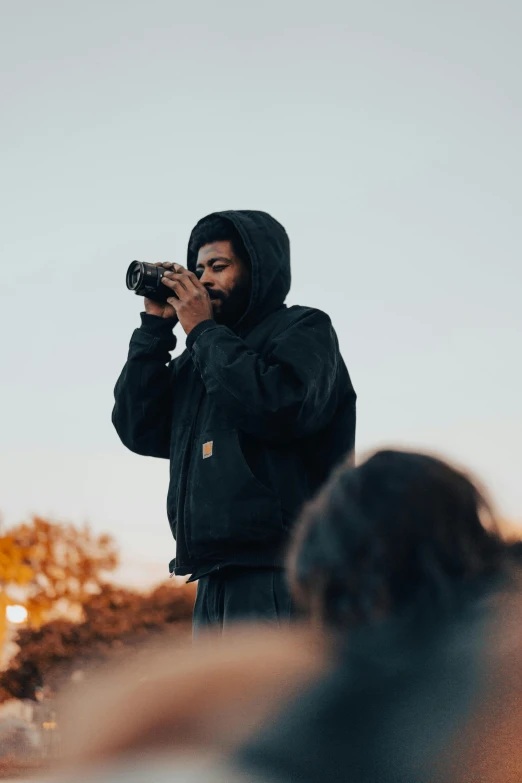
[0,581,195,702]
[2,516,119,627]
[0,516,196,704]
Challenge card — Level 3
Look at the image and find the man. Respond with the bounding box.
[112,210,356,632]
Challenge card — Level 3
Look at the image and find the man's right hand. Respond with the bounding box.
[144,263,179,320]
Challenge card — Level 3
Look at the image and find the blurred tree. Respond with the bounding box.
[0,533,36,654]
[2,516,119,629]
[0,580,195,702]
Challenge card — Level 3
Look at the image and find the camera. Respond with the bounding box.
[126,261,203,303]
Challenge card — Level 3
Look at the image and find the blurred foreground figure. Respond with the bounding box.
[54,451,522,783]
[235,450,522,782]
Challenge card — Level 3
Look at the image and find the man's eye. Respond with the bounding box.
[213,266,226,272]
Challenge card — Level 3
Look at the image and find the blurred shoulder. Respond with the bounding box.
[59,758,264,783]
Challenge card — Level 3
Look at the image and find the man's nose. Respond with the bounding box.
[199,269,213,286]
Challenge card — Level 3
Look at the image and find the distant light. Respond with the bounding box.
[6,605,28,624]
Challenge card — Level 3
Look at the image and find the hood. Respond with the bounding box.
[187,210,291,332]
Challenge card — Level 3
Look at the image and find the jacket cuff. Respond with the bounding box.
[139,312,177,336]
[185,320,217,351]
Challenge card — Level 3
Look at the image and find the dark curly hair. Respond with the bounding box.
[189,216,249,265]
[288,450,508,629]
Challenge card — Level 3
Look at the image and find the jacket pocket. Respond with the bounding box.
[186,429,283,553]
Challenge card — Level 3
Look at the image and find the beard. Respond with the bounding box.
[209,280,251,326]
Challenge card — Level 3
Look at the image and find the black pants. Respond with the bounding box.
[193,567,294,635]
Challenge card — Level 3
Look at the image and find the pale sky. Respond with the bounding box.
[1,0,521,588]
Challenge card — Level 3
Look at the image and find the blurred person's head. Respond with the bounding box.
[230,451,521,783]
[288,449,508,629]
[188,215,251,325]
[235,567,522,783]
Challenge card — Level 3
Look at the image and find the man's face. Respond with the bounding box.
[195,240,251,325]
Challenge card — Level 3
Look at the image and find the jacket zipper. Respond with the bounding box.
[177,386,205,565]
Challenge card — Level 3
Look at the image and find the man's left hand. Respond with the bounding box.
[161,265,214,335]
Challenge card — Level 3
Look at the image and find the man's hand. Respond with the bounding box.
[144,263,179,320]
[162,264,214,335]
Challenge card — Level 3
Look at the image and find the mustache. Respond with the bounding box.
[207,289,225,302]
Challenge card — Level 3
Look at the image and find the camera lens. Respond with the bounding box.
[126,261,143,291]
[126,261,171,303]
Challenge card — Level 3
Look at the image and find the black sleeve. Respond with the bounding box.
[185,309,340,443]
[112,313,177,459]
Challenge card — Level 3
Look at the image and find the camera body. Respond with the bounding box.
[126,261,202,303]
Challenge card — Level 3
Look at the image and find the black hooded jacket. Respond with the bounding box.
[112,211,356,578]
